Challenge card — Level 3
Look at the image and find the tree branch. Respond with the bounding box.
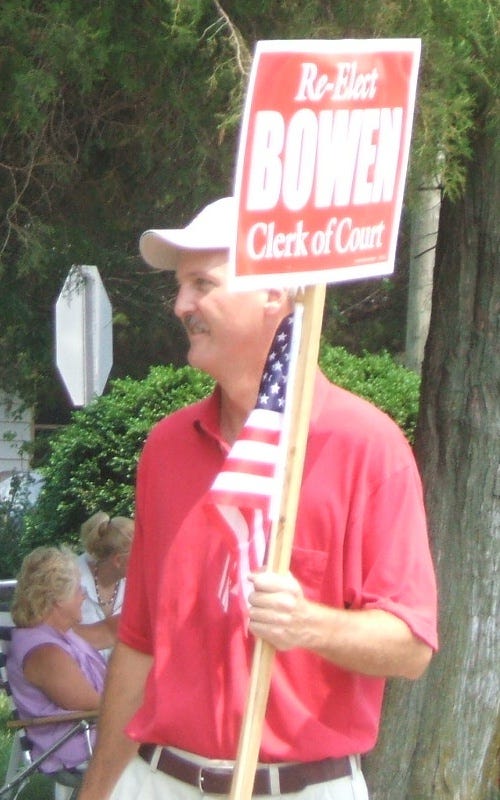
[212,1,252,76]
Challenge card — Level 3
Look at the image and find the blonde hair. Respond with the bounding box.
[80,511,109,543]
[80,513,134,561]
[11,546,80,628]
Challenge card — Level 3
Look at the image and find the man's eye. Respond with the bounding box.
[194,278,213,291]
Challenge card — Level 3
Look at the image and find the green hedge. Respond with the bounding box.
[12,347,419,565]
[20,365,213,555]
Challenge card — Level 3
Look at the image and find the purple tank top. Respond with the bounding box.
[7,624,106,772]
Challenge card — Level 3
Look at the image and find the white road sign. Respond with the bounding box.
[55,265,113,406]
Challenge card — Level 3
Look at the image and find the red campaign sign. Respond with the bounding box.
[230,39,421,291]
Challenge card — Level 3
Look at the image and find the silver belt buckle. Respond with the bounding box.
[268,764,281,795]
[197,767,205,792]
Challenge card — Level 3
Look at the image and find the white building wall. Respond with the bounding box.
[0,393,33,478]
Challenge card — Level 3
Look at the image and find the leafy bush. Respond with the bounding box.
[18,348,420,559]
[21,365,213,556]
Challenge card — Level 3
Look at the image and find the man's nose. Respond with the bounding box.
[173,284,194,318]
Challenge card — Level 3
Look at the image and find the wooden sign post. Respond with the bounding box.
[229,283,325,799]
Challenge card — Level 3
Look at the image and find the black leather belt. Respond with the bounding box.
[138,743,351,795]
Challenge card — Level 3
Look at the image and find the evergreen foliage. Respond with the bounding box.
[1,0,498,423]
[14,347,419,566]
[20,365,214,555]
[0,0,241,411]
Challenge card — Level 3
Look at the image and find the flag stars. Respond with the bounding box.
[255,314,293,412]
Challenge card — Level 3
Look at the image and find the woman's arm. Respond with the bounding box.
[23,645,101,710]
[74,615,119,651]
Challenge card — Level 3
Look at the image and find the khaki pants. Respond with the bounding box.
[110,751,369,800]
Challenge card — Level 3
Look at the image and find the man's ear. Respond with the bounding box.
[264,288,293,318]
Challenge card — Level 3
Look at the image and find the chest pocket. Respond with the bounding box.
[290,547,328,601]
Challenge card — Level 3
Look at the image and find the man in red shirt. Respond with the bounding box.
[79,198,437,800]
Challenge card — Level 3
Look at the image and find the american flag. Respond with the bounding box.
[207,313,294,612]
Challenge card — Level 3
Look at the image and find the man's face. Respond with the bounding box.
[173,249,268,383]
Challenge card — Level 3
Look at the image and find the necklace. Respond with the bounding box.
[92,563,120,614]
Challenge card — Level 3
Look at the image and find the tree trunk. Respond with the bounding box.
[404,180,441,374]
[364,123,499,799]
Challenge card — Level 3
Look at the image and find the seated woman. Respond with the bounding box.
[6,546,106,775]
[76,513,133,661]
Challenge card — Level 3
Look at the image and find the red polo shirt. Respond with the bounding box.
[120,371,437,761]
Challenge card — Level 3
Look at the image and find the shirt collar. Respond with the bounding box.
[193,386,229,454]
[192,370,326,453]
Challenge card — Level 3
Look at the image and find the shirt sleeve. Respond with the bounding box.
[347,460,438,650]
[118,454,155,655]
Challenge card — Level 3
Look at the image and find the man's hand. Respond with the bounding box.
[248,571,311,651]
[247,570,433,679]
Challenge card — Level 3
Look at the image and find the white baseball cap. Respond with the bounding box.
[139,197,235,271]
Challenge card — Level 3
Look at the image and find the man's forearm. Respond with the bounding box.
[78,641,153,800]
[248,571,433,679]
[302,603,433,679]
